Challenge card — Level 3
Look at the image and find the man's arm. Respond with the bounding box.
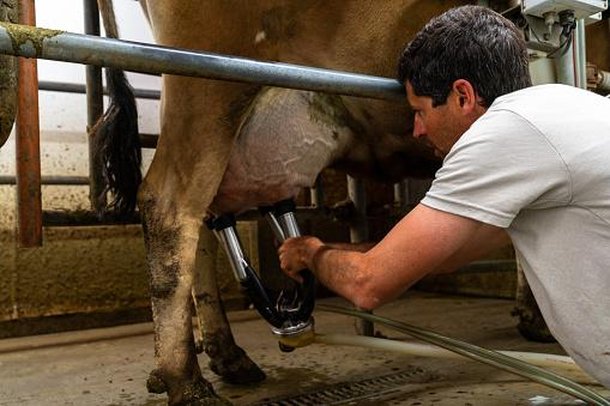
[432,224,510,274]
[278,203,508,310]
[327,242,375,252]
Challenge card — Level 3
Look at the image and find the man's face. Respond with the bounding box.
[405,82,464,158]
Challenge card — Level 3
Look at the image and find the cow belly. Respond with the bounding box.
[210,88,353,214]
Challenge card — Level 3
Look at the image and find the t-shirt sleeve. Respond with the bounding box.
[421,110,571,228]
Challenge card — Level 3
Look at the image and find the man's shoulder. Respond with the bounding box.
[493,84,572,105]
[491,84,603,111]
[483,84,609,136]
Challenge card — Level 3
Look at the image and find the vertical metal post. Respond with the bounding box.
[347,176,368,243]
[393,180,409,212]
[555,18,577,87]
[347,175,373,336]
[574,19,587,90]
[84,0,106,212]
[309,176,324,208]
[555,45,576,86]
[15,0,42,247]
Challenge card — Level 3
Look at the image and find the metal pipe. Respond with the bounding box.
[138,133,158,149]
[393,180,409,211]
[347,176,368,244]
[586,63,610,92]
[555,13,577,86]
[346,175,373,337]
[0,22,405,101]
[38,80,161,100]
[41,206,325,228]
[83,0,106,213]
[0,175,89,185]
[215,226,249,282]
[555,41,576,86]
[277,212,301,239]
[575,19,587,90]
[308,177,324,208]
[598,69,610,92]
[15,0,42,247]
[263,212,286,242]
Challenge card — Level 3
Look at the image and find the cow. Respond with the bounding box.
[94,0,453,403]
[93,1,610,405]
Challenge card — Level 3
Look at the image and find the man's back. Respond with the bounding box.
[423,84,610,386]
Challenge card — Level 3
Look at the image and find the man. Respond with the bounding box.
[278,5,610,388]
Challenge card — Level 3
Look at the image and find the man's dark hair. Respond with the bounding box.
[397,5,531,107]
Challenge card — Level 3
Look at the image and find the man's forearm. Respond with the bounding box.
[327,242,375,252]
[305,244,381,309]
[280,204,502,312]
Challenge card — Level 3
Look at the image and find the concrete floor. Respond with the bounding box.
[0,292,608,406]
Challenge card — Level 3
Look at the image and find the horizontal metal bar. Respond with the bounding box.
[139,133,157,148]
[0,175,90,185]
[42,206,328,227]
[38,80,161,100]
[43,209,141,226]
[0,22,405,101]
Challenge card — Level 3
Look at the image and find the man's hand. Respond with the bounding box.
[278,236,324,283]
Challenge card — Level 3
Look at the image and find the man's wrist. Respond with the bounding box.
[309,242,331,274]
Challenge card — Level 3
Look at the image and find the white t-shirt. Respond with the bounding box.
[421,84,610,388]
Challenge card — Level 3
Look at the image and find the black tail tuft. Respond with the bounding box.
[91,67,141,218]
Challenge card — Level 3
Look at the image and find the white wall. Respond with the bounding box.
[0,1,159,212]
[36,0,160,90]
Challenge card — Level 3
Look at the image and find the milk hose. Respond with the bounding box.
[296,305,610,406]
[313,334,588,381]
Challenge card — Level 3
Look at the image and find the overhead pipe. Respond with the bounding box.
[15,0,42,247]
[0,22,405,101]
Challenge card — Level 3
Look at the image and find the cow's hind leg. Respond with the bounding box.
[192,225,266,384]
[513,261,555,343]
[139,186,230,405]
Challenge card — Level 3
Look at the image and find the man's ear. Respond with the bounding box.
[452,79,478,113]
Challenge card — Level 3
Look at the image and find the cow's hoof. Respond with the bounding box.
[516,320,556,343]
[512,307,556,343]
[195,338,205,354]
[147,369,231,405]
[173,378,232,406]
[208,347,266,385]
[147,369,167,394]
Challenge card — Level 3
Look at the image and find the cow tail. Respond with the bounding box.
[92,0,141,218]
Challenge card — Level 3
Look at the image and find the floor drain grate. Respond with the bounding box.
[256,368,433,406]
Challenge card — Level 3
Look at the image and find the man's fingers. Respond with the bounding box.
[278,241,306,283]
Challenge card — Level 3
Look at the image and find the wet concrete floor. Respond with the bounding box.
[0,291,608,405]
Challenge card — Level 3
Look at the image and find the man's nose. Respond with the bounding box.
[413,116,426,139]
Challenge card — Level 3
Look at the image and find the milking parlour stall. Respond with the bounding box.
[0,0,609,405]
